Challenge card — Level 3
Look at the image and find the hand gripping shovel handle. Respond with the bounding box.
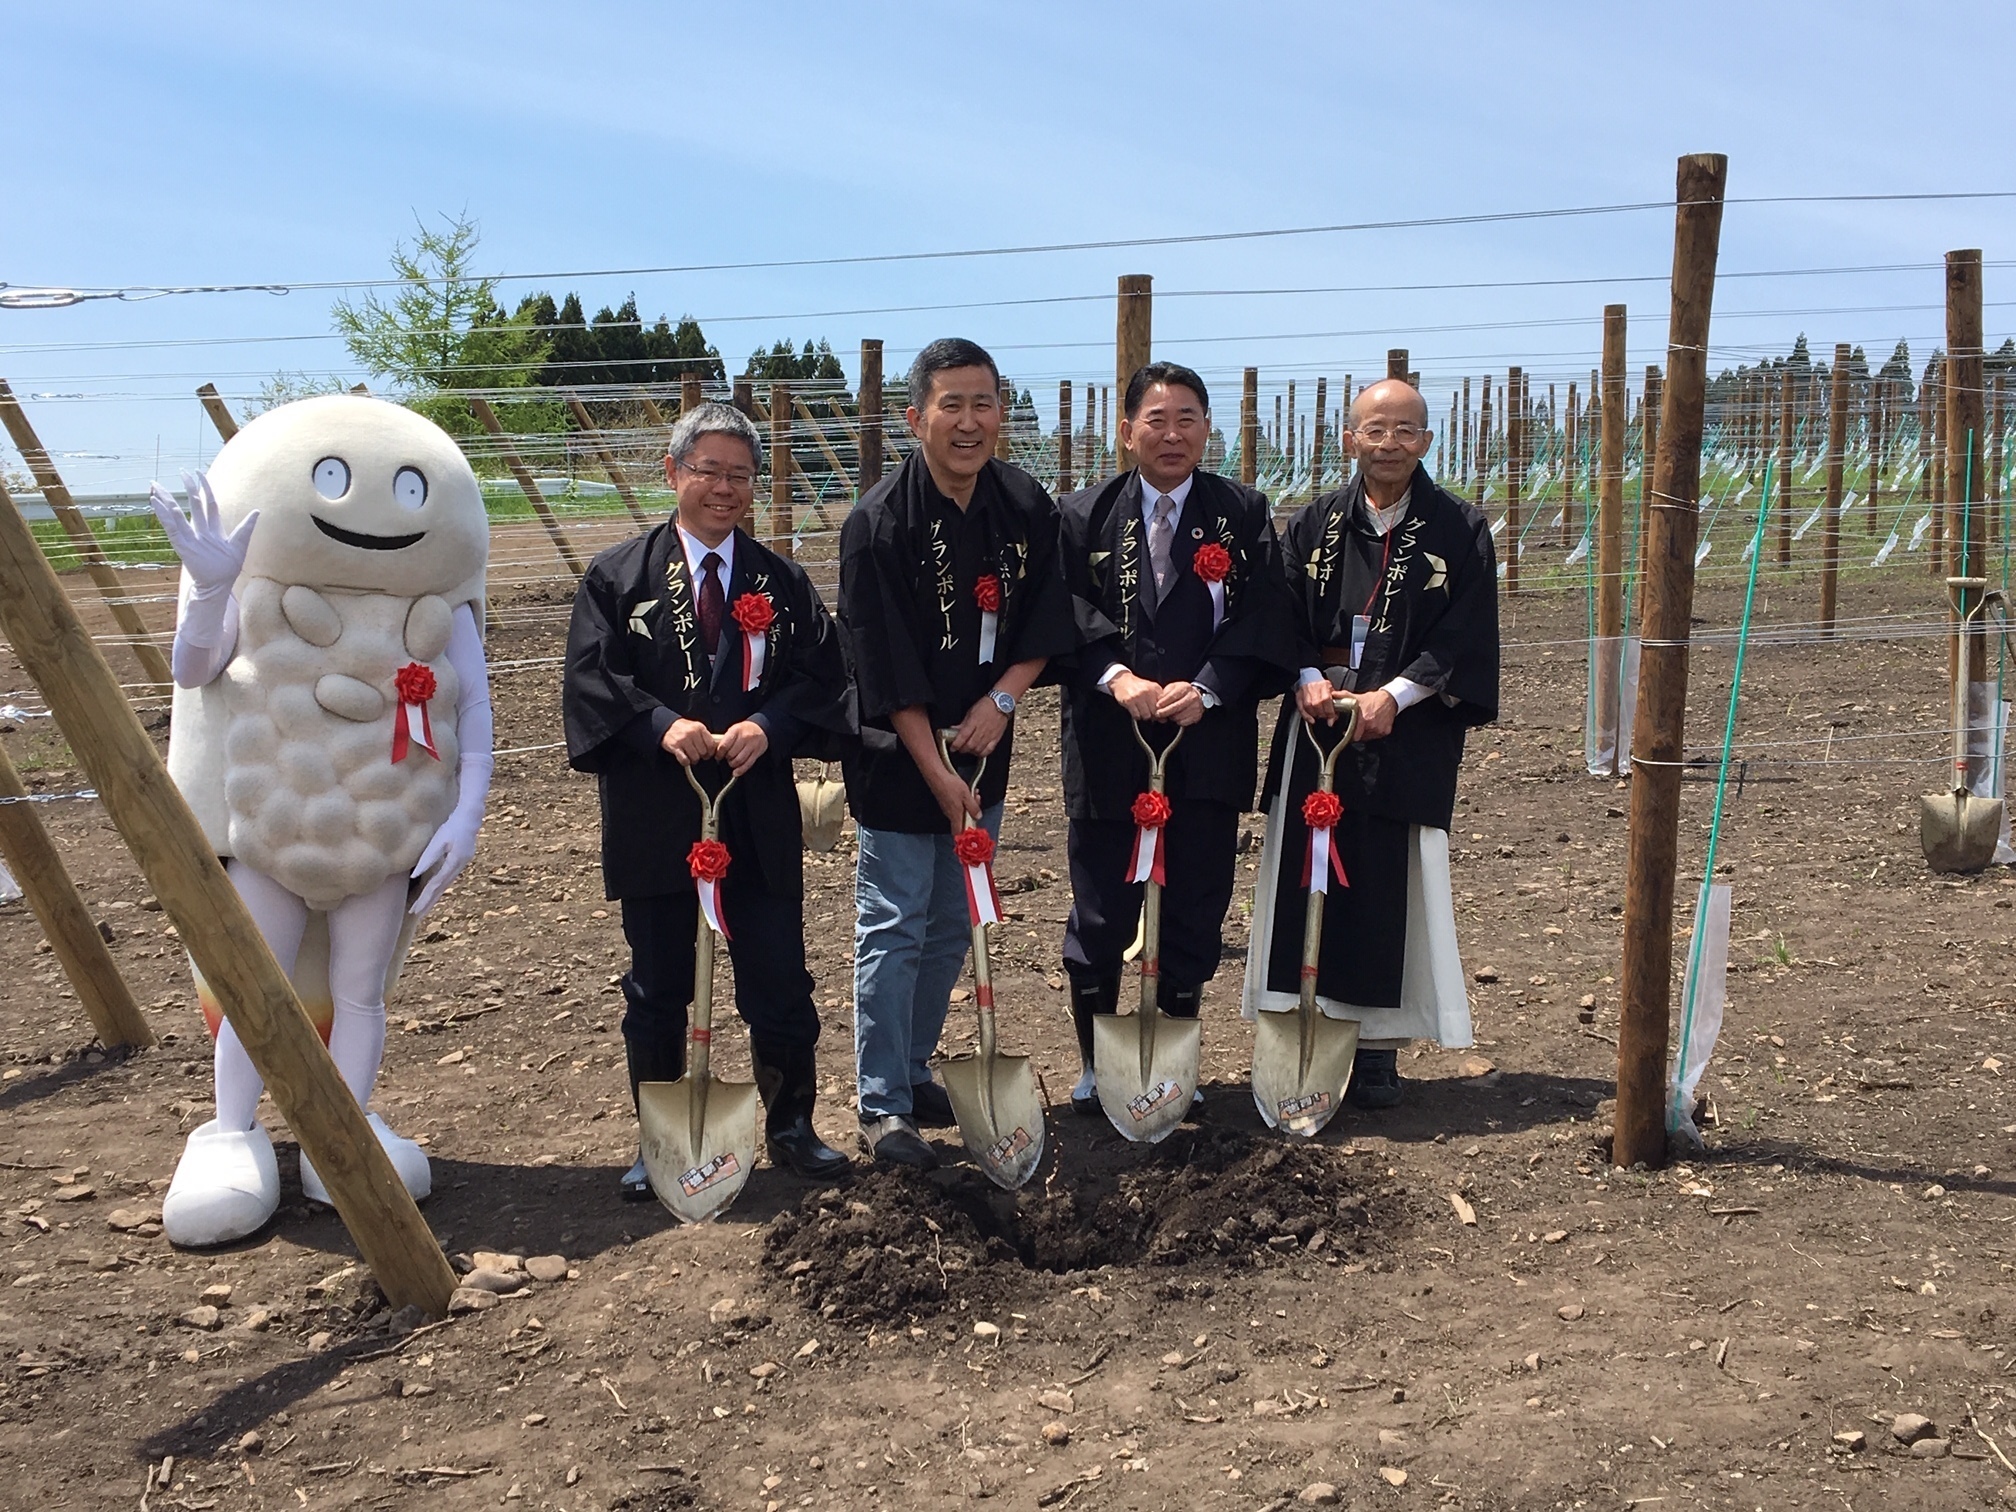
[681,761,739,1128]
[935,731,995,1062]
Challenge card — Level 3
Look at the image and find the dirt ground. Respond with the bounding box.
[1,539,2013,1512]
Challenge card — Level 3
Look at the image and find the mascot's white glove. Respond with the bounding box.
[150,470,256,657]
[409,790,484,915]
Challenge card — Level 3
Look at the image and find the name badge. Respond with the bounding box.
[1350,614,1370,671]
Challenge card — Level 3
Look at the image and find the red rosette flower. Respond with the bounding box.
[1130,790,1171,830]
[1302,790,1343,830]
[952,828,995,867]
[973,573,1003,612]
[1192,542,1232,583]
[730,592,774,634]
[687,838,731,883]
[394,662,437,703]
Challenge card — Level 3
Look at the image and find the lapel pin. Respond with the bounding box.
[1191,526,1204,539]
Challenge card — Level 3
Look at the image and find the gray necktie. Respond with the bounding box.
[1148,492,1177,600]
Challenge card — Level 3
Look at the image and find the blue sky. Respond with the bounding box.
[6,0,2014,490]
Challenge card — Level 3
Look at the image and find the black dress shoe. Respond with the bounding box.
[766,1115,853,1179]
[860,1115,939,1170]
[619,1152,653,1201]
[910,1079,956,1128]
[1346,1048,1403,1109]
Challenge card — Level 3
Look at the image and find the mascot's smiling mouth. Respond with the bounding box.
[312,516,427,551]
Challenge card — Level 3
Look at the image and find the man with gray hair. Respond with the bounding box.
[564,401,856,1199]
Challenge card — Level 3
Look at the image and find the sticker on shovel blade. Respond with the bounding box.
[1127,1080,1184,1121]
[1277,1090,1332,1121]
[678,1152,741,1197]
[985,1127,1033,1165]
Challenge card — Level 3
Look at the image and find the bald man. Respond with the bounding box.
[1239,379,1500,1110]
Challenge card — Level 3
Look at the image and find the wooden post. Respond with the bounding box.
[858,340,884,494]
[1285,380,1298,483]
[1311,377,1328,495]
[1505,367,1525,596]
[1640,367,1663,583]
[1776,367,1795,567]
[1563,382,1581,545]
[1233,373,1256,486]
[563,394,653,528]
[1114,274,1153,472]
[1614,152,1728,1173]
[1478,381,1493,494]
[1819,343,1851,635]
[732,377,754,419]
[1273,395,1282,454]
[0,380,173,693]
[1929,358,1949,576]
[638,393,670,431]
[769,380,793,555]
[1387,349,1409,381]
[196,383,240,442]
[1947,250,1987,705]
[0,473,457,1313]
[679,372,703,418]
[1991,374,2006,548]
[469,397,584,577]
[1057,380,1074,495]
[1595,307,1628,769]
[0,741,154,1050]
[1868,375,1886,531]
[1459,377,1472,488]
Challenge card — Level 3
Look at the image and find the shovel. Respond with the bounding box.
[1094,719,1201,1143]
[1252,691,1363,1138]
[934,732,1046,1190]
[639,761,761,1223]
[1922,577,2005,873]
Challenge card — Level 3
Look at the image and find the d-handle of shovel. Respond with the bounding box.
[1129,716,1185,786]
[1299,692,1363,782]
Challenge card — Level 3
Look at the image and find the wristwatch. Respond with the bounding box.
[988,690,1017,716]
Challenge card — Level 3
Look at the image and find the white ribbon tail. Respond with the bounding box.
[978,609,998,664]
[742,630,767,692]
[405,700,437,758]
[1309,825,1333,896]
[1126,826,1159,885]
[697,878,730,939]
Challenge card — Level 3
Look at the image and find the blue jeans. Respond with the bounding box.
[853,806,1003,1120]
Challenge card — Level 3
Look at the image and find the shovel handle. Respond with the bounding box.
[935,728,989,800]
[1129,717,1185,789]
[1299,694,1362,787]
[681,759,740,840]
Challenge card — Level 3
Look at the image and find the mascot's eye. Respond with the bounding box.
[312,456,351,500]
[393,466,428,510]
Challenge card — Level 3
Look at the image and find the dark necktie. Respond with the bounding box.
[697,551,725,658]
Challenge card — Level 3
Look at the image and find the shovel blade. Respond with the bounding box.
[638,1076,760,1224]
[1092,1012,1201,1145]
[1251,1009,1359,1138]
[941,1050,1046,1190]
[1920,791,2004,874]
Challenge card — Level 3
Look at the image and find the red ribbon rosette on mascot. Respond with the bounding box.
[688,837,732,939]
[974,573,1002,664]
[954,825,1004,927]
[1126,788,1171,885]
[1300,789,1348,896]
[391,661,440,762]
[729,592,772,692]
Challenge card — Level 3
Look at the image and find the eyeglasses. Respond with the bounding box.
[1353,424,1425,446]
[678,463,757,488]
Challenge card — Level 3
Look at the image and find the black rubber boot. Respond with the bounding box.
[1347,1047,1403,1109]
[753,1041,851,1180]
[1068,974,1121,1116]
[620,1026,685,1201]
[1157,983,1207,1120]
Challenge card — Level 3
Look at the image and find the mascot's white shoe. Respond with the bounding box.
[162,1120,281,1247]
[300,1113,432,1206]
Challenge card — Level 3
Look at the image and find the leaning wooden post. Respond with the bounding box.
[1239,368,1259,488]
[1946,249,1987,706]
[769,380,793,555]
[1311,376,1328,495]
[0,741,154,1050]
[1505,367,1525,596]
[858,340,884,494]
[1057,380,1075,495]
[1114,274,1153,472]
[0,474,457,1312]
[563,394,653,528]
[1819,343,1851,635]
[1387,348,1409,381]
[469,397,584,577]
[1614,151,1728,1172]
[196,383,241,442]
[0,380,173,694]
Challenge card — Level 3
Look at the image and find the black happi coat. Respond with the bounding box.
[563,521,852,900]
[1058,469,1297,819]
[1262,465,1499,829]
[837,454,1076,833]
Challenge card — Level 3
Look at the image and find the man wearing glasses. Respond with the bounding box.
[1240,378,1500,1110]
[564,402,855,1200]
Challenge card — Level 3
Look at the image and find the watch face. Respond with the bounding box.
[993,692,1015,714]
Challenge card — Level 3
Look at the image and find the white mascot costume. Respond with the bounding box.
[150,395,492,1247]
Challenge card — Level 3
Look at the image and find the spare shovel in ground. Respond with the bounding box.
[1922,578,2005,874]
[934,731,1046,1190]
[640,761,760,1223]
[1253,690,1362,1138]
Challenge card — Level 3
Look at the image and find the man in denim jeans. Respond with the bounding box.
[837,339,1075,1168]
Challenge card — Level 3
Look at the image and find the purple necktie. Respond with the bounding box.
[697,552,725,658]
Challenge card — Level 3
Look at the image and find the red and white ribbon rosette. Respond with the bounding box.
[729,591,772,692]
[973,573,1002,664]
[954,826,1004,927]
[391,661,440,762]
[688,837,732,939]
[1299,789,1349,896]
[1125,789,1171,885]
[1192,541,1231,632]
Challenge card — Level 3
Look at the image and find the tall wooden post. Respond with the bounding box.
[1868,375,1886,531]
[1929,358,1949,576]
[858,340,884,494]
[1273,395,1283,454]
[470,398,585,577]
[1100,386,1110,453]
[0,381,173,694]
[1776,367,1795,567]
[1991,374,2006,548]
[1639,367,1663,582]
[1115,275,1152,472]
[679,371,704,419]
[1311,377,1328,495]
[1459,377,1472,488]
[995,380,1014,463]
[1614,152,1728,1172]
[0,474,457,1313]
[732,376,754,419]
[1478,381,1493,493]
[0,742,154,1049]
[1057,380,1075,495]
[1947,250,1987,703]
[563,394,653,528]
[1563,382,1581,545]
[769,380,792,555]
[1387,349,1409,381]
[1505,368,1525,596]
[1239,368,1259,488]
[1819,343,1851,634]
[1595,310,1628,768]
